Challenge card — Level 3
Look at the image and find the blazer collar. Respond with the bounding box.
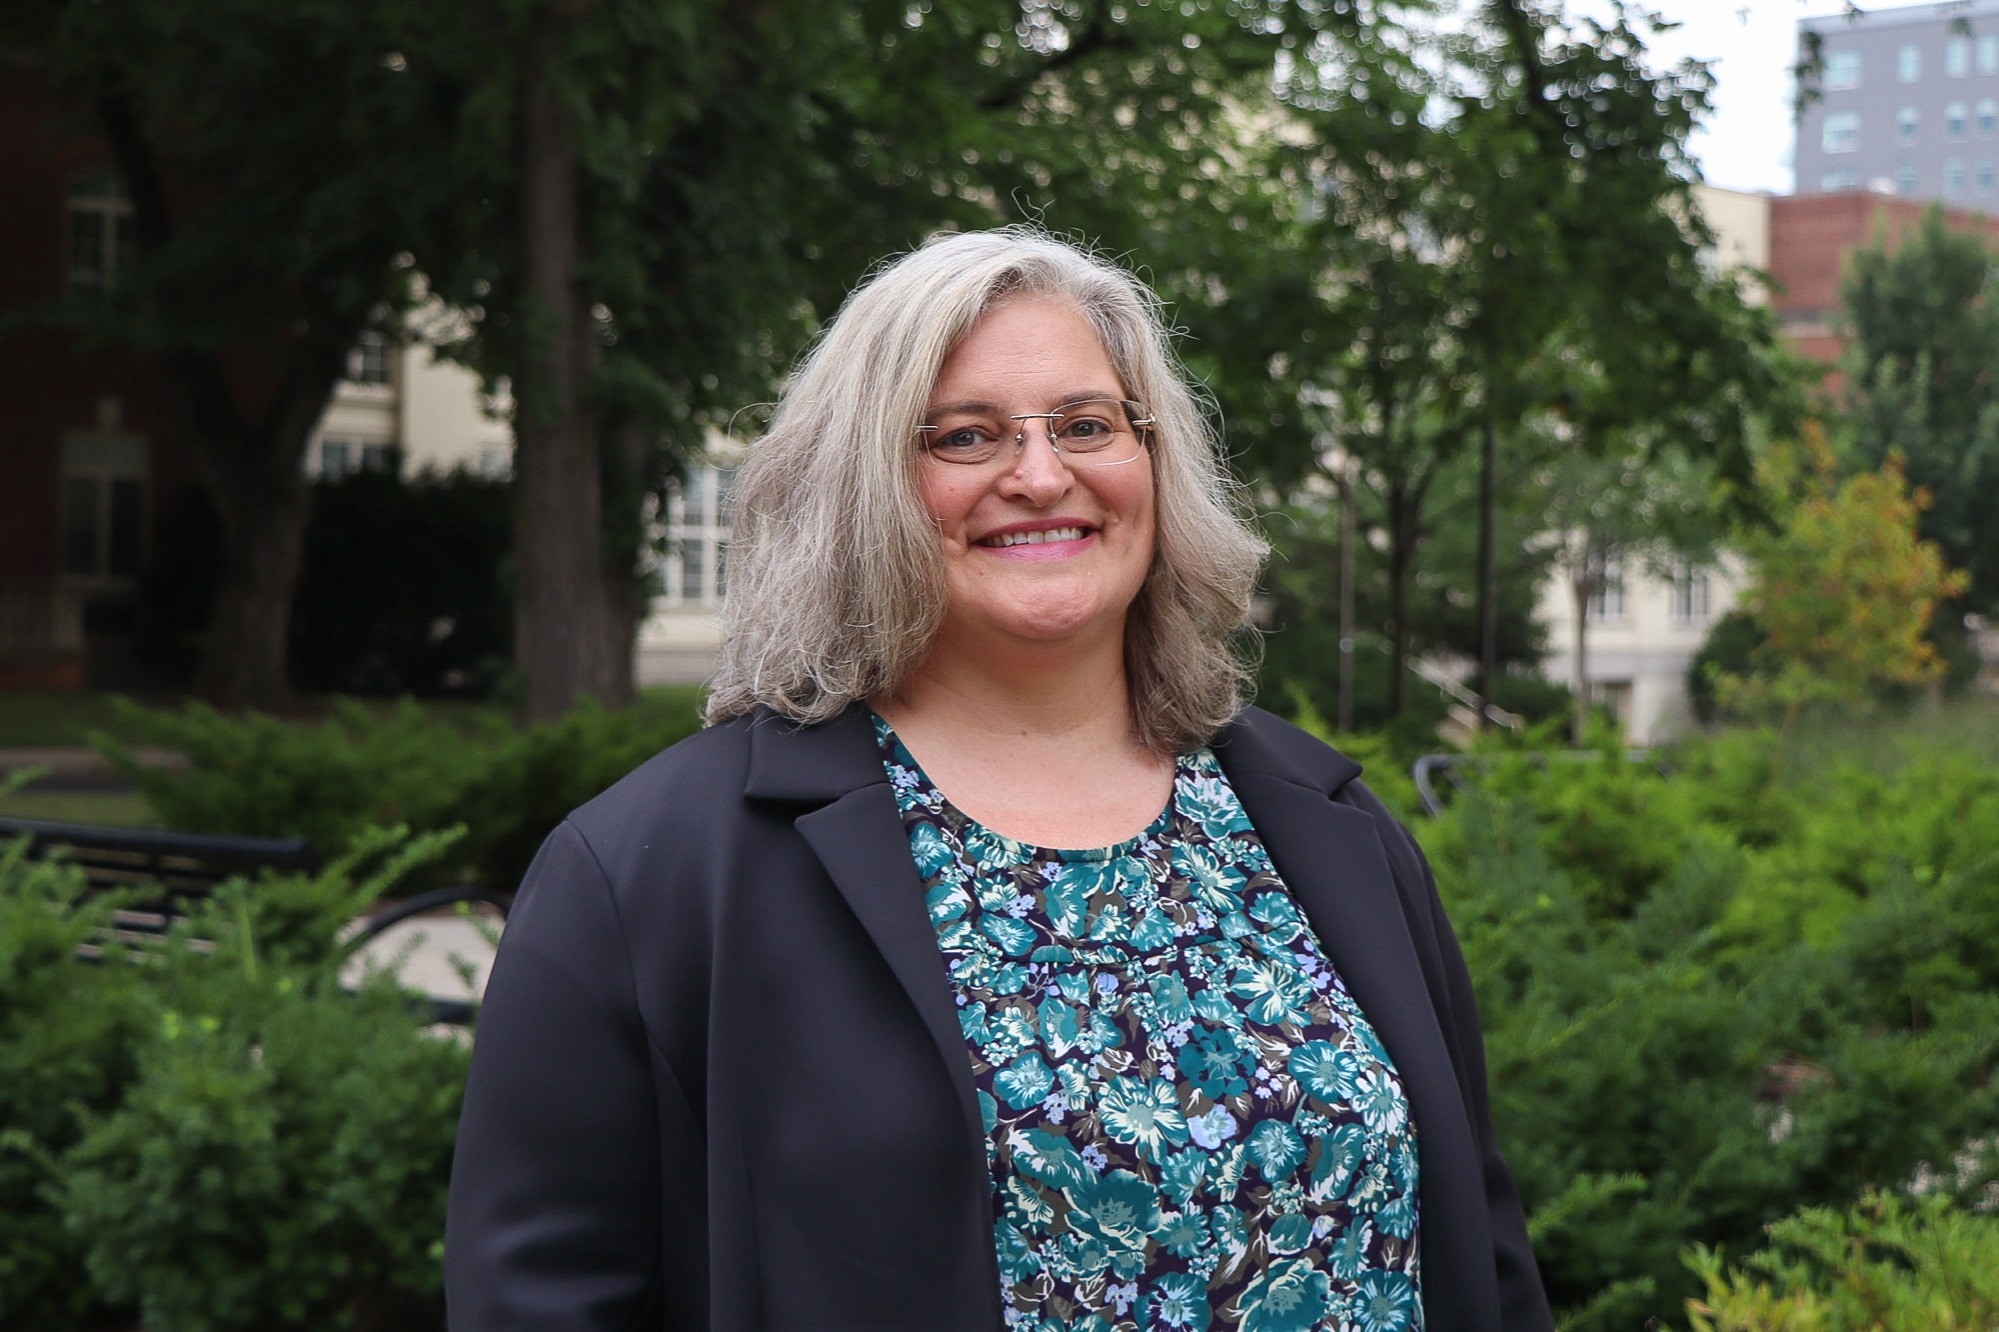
[1212,706,1365,796]
[741,704,885,805]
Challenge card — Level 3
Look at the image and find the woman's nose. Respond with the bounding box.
[997,425,1074,503]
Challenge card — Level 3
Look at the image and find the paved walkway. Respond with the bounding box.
[343,904,504,1009]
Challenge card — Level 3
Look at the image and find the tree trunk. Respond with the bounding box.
[1337,462,1357,733]
[1385,483,1415,719]
[1570,556,1591,745]
[1476,414,1499,728]
[513,4,636,724]
[194,451,311,708]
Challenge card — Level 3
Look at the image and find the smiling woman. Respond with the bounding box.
[445,229,1553,1332]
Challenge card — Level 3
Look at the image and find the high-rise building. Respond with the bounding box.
[1794,0,1999,205]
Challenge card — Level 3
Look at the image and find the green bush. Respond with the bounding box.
[1413,721,1999,1330]
[0,829,468,1332]
[1685,1193,1999,1330]
[0,843,149,1330]
[94,687,706,890]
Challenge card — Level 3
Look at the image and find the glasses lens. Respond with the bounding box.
[917,400,1150,466]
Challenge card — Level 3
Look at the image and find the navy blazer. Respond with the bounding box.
[446,704,1552,1331]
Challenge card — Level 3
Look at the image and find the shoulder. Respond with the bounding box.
[1213,706,1366,796]
[1214,707,1417,862]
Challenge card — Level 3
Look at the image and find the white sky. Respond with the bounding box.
[1563,1,1858,194]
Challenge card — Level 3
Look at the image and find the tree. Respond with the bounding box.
[1537,444,1718,742]
[6,0,468,706]
[1839,203,1999,615]
[1713,426,1967,730]
[412,0,1397,721]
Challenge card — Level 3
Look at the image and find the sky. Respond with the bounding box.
[1564,0,1857,195]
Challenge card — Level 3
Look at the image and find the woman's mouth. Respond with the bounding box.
[979,525,1088,549]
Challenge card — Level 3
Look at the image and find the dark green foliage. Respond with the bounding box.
[92,688,705,890]
[1415,726,1999,1330]
[1839,205,1999,615]
[136,470,514,697]
[0,846,148,1330]
[1688,609,1763,724]
[0,830,464,1332]
[290,468,514,697]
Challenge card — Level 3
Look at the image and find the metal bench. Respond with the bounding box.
[0,815,506,1023]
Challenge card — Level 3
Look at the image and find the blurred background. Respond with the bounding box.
[3,2,1998,1330]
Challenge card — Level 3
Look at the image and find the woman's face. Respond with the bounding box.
[915,297,1158,661]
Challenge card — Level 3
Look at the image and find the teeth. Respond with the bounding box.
[986,526,1086,548]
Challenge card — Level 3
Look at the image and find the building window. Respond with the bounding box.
[1947,158,1967,196]
[1982,160,1996,194]
[1821,168,1858,192]
[1949,34,1972,77]
[1585,551,1626,623]
[1898,105,1920,144]
[314,437,394,479]
[1589,679,1632,726]
[1823,112,1861,154]
[1948,102,1968,139]
[662,463,734,607]
[1982,34,1999,74]
[1980,99,1997,136]
[1899,43,1922,82]
[62,434,147,580]
[345,332,392,387]
[66,171,134,293]
[1825,48,1863,89]
[1670,562,1712,624]
[1897,161,1920,195]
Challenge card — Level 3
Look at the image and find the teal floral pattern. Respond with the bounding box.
[875,717,1422,1331]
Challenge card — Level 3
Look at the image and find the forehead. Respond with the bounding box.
[927,297,1123,405]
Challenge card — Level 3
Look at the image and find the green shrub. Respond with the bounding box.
[0,829,467,1331]
[0,842,150,1330]
[56,956,467,1331]
[1414,719,1999,1330]
[95,687,705,890]
[1685,1193,1999,1330]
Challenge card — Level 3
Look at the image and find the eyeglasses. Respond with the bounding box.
[916,398,1154,469]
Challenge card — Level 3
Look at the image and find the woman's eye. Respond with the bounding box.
[1060,416,1113,440]
[936,428,985,450]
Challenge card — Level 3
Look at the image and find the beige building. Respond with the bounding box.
[307,323,511,481]
[1532,185,1768,743]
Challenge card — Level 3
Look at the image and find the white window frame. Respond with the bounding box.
[1947,158,1968,197]
[311,436,394,480]
[1585,551,1627,624]
[1825,48,1863,89]
[1897,161,1920,195]
[66,171,134,294]
[1949,34,1972,77]
[1979,99,1996,136]
[1823,112,1861,154]
[1899,43,1923,83]
[345,332,393,388]
[1670,562,1712,625]
[1898,105,1920,145]
[1981,160,1996,194]
[1948,101,1968,140]
[1821,167,1858,192]
[1981,33,1999,74]
[661,463,734,608]
[61,433,148,584]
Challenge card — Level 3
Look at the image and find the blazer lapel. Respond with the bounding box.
[745,707,987,1156]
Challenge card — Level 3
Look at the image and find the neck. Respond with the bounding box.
[875,622,1139,752]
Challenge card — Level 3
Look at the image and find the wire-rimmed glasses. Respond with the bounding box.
[916,398,1154,470]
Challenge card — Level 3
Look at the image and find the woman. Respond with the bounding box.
[446,229,1551,1332]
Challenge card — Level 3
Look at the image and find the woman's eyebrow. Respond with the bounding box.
[924,391,1127,417]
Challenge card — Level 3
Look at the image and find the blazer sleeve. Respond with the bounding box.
[1351,782,1554,1332]
[445,820,699,1331]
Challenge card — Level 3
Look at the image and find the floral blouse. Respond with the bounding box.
[875,717,1423,1332]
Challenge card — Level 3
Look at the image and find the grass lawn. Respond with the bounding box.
[0,690,171,749]
[0,789,156,826]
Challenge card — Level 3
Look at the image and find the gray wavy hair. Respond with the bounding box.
[704,227,1267,753]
